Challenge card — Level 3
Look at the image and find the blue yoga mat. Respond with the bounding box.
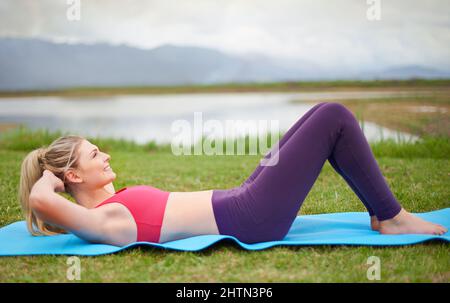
[0,209,448,256]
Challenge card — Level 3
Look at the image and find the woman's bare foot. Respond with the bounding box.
[379,208,448,235]
[370,216,380,231]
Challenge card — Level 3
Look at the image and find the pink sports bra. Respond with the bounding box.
[94,185,170,243]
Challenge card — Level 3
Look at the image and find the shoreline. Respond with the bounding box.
[0,79,449,98]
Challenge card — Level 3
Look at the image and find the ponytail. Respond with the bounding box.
[18,135,84,236]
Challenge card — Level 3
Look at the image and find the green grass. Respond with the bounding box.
[1,79,449,98]
[0,123,449,282]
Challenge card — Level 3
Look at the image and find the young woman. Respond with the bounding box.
[19,102,447,247]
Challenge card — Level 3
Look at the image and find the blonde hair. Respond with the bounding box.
[18,135,85,236]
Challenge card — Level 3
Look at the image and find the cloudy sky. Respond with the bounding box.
[0,0,449,72]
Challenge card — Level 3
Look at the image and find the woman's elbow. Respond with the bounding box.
[29,193,50,211]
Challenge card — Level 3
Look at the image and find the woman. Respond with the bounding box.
[19,102,447,247]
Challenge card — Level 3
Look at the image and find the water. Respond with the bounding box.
[0,91,421,145]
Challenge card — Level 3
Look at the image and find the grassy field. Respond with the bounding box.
[0,79,449,98]
[0,89,449,282]
[326,93,450,138]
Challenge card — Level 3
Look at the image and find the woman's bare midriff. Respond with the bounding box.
[158,190,220,243]
[96,189,220,245]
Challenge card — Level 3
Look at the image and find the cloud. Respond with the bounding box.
[0,0,449,71]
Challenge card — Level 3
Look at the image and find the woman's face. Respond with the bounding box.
[66,139,116,190]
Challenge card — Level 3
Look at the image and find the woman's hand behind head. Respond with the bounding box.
[42,169,66,193]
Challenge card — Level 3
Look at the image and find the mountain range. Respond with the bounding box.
[0,37,449,91]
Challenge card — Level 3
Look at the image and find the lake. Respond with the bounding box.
[0,91,422,145]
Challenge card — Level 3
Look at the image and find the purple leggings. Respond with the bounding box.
[211,102,402,243]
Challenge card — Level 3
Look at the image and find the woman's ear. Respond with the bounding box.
[64,168,83,184]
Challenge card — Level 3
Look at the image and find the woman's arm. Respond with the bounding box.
[29,170,108,244]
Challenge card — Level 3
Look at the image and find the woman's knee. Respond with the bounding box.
[322,102,353,115]
[320,102,357,124]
